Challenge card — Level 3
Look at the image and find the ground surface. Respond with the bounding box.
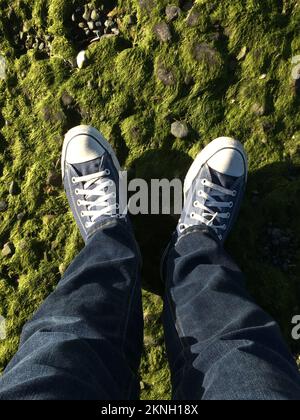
[0,0,300,400]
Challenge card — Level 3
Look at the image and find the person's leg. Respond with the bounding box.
[0,126,143,400]
[162,137,300,400]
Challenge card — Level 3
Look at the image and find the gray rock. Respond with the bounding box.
[186,10,200,27]
[111,27,120,35]
[171,121,189,138]
[91,10,100,21]
[17,212,25,221]
[39,42,45,50]
[192,43,218,66]
[156,64,176,86]
[251,103,265,116]
[0,201,7,212]
[104,19,114,28]
[2,242,14,257]
[166,5,181,22]
[95,21,103,28]
[61,91,74,107]
[88,21,95,30]
[154,22,172,42]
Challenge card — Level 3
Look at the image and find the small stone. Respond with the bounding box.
[154,22,172,42]
[140,381,145,390]
[111,27,120,35]
[85,29,91,36]
[166,5,181,22]
[156,64,176,86]
[87,21,95,30]
[77,50,87,69]
[251,103,265,116]
[192,43,219,66]
[259,74,267,80]
[9,181,18,195]
[95,21,102,28]
[91,10,100,21]
[83,8,91,21]
[47,171,61,188]
[237,46,247,61]
[17,212,25,221]
[171,121,189,138]
[61,91,74,107]
[2,242,14,257]
[186,10,200,27]
[0,201,7,212]
[104,19,114,28]
[39,42,45,51]
[78,22,86,29]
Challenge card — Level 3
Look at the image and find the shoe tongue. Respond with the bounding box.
[72,156,104,177]
[208,164,237,190]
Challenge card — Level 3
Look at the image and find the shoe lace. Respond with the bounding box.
[180,178,237,240]
[72,169,118,228]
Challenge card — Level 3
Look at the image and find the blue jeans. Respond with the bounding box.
[0,219,300,400]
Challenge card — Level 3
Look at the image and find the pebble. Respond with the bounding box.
[165,5,181,22]
[237,46,247,61]
[156,64,176,86]
[104,19,114,28]
[171,121,189,138]
[0,200,7,212]
[251,103,265,116]
[88,21,95,30]
[83,8,91,22]
[61,91,74,107]
[77,50,87,69]
[192,43,218,66]
[154,22,172,42]
[17,212,25,221]
[186,10,200,27]
[91,10,100,21]
[0,55,6,80]
[2,242,14,257]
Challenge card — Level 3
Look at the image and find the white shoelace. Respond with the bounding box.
[72,169,118,228]
[180,178,237,240]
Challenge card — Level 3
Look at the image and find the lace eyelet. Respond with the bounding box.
[77,200,81,206]
[179,223,187,232]
[222,224,227,230]
[115,203,120,210]
[201,179,207,185]
[229,202,233,208]
[226,213,230,219]
[197,190,202,197]
[193,200,199,208]
[75,189,80,195]
[80,211,85,218]
[105,169,111,176]
[232,190,237,197]
[85,222,90,228]
[218,234,223,240]
[190,212,196,219]
[112,192,116,198]
[108,180,114,187]
[72,177,77,184]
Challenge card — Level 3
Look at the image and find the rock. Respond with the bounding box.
[9,181,18,195]
[140,381,145,390]
[154,22,172,42]
[82,7,91,22]
[237,46,247,61]
[39,42,45,51]
[186,10,200,27]
[47,171,61,188]
[77,50,87,69]
[0,55,6,80]
[156,64,176,86]
[17,212,25,221]
[171,121,189,138]
[166,5,181,21]
[251,103,265,116]
[111,28,120,35]
[104,19,114,28]
[78,22,86,29]
[0,201,7,212]
[61,91,74,107]
[87,21,95,30]
[95,21,103,28]
[91,10,100,21]
[192,43,219,66]
[2,242,14,257]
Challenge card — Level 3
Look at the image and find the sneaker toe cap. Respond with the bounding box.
[207,148,246,177]
[66,135,105,164]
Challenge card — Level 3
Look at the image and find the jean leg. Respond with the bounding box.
[163,226,300,400]
[0,219,143,400]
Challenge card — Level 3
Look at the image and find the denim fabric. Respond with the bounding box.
[0,221,300,400]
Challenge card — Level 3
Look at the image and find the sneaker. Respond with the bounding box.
[178,137,248,243]
[61,125,125,243]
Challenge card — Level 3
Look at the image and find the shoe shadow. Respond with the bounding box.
[129,151,300,351]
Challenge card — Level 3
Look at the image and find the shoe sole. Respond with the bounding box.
[183,137,248,200]
[61,125,121,180]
